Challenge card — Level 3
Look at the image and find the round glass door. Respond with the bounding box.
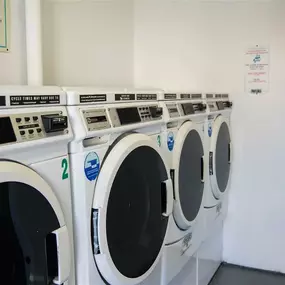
[215,121,231,193]
[172,121,205,230]
[0,182,60,285]
[0,161,69,285]
[209,116,232,198]
[178,129,204,223]
[92,133,172,285]
[107,146,168,278]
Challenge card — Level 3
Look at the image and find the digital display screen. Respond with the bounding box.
[182,103,194,115]
[0,117,16,144]
[117,108,141,125]
[87,116,107,124]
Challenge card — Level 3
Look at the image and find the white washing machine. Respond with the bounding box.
[158,92,208,285]
[197,93,233,285]
[203,93,233,236]
[0,86,75,285]
[65,87,174,285]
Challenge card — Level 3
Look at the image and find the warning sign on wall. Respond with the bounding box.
[245,46,269,95]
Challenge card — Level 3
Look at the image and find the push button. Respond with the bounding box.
[20,131,25,136]
[33,116,38,121]
[16,118,22,123]
[37,128,42,133]
[28,129,34,135]
[25,117,30,122]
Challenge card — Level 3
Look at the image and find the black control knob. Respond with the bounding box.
[16,118,22,123]
[198,103,207,111]
[33,116,39,121]
[149,106,163,118]
[28,130,34,135]
[41,114,68,133]
[25,117,30,122]
[37,128,42,133]
[20,131,25,136]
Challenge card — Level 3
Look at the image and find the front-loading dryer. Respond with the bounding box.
[197,93,233,285]
[0,86,75,285]
[203,93,233,235]
[64,87,173,285]
[158,92,207,285]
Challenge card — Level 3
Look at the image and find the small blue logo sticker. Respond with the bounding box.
[84,152,100,181]
[167,132,175,151]
[208,122,212,137]
[253,54,261,63]
[157,135,161,147]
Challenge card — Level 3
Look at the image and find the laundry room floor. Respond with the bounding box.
[209,263,285,285]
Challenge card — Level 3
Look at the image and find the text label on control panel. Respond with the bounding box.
[10,95,60,106]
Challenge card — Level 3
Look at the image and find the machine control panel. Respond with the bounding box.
[0,111,68,146]
[83,109,111,132]
[109,105,162,128]
[208,101,232,111]
[208,102,219,112]
[166,103,180,118]
[178,102,206,115]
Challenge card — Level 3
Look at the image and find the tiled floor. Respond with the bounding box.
[209,264,285,285]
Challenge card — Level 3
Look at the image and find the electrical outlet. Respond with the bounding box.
[0,0,9,52]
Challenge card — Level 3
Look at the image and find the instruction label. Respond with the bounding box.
[115,94,135,101]
[80,94,106,103]
[245,46,269,95]
[10,95,60,106]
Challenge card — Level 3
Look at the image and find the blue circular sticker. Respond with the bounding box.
[208,122,212,137]
[167,132,175,151]
[84,152,100,181]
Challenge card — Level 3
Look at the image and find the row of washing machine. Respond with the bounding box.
[0,86,232,285]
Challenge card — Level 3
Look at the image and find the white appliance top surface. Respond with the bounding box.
[63,86,162,105]
[0,86,67,108]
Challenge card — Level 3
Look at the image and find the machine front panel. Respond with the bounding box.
[0,111,69,146]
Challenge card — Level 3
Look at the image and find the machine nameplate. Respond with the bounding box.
[115,94,135,101]
[80,94,107,103]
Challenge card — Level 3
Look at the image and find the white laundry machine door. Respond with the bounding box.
[0,160,71,285]
[172,121,205,230]
[209,115,232,200]
[92,133,173,285]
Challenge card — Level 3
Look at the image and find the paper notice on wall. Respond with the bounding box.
[245,46,269,95]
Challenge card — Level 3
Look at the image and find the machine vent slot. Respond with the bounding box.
[206,94,214,99]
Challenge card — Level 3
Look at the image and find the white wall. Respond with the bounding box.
[134,0,285,273]
[0,0,27,84]
[42,0,134,87]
